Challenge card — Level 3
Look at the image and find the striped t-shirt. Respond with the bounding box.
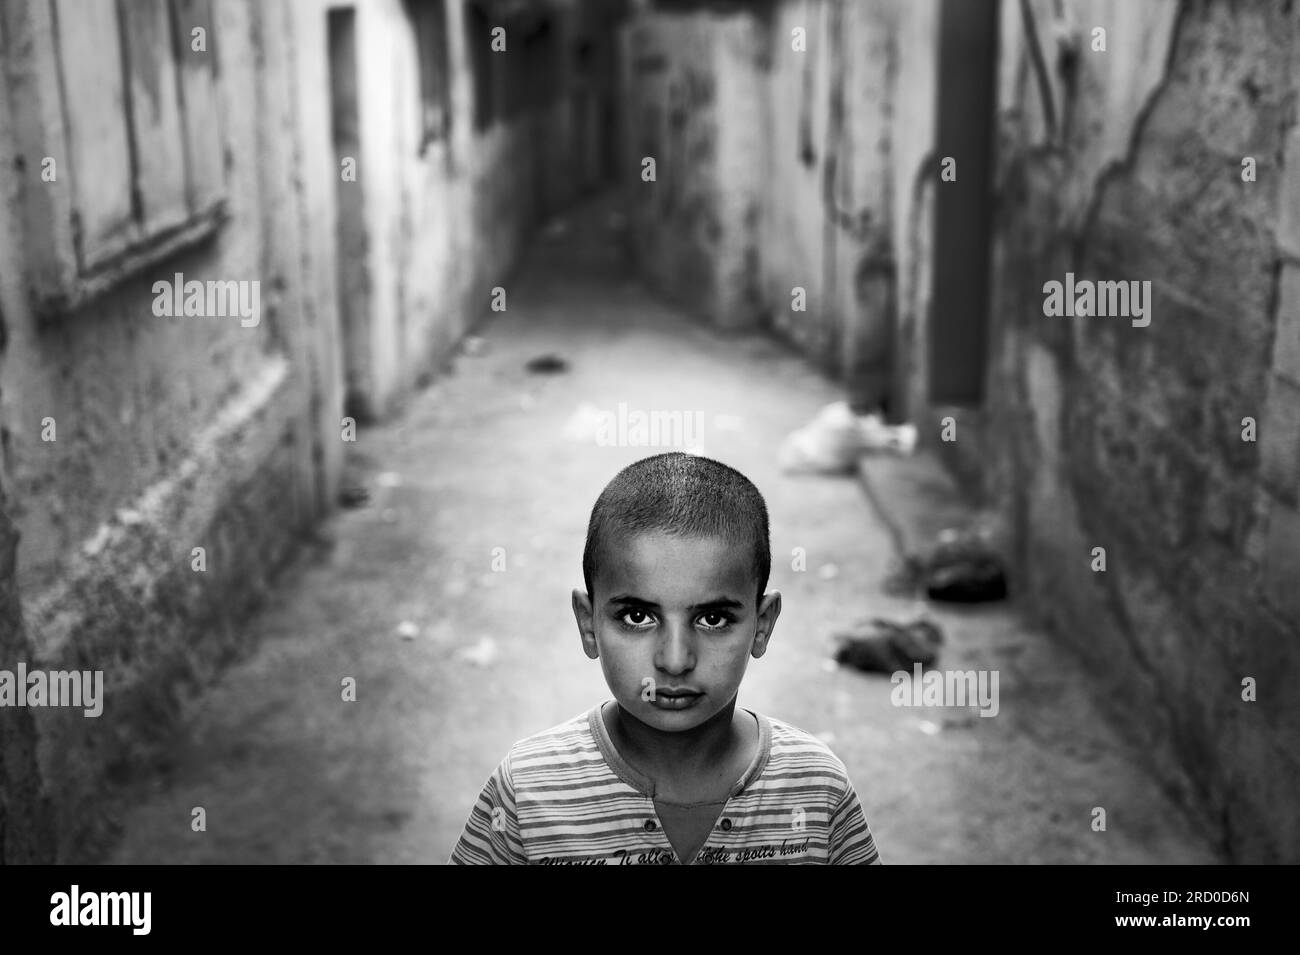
[449,704,882,865]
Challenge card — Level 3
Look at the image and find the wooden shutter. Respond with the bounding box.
[52,0,135,270]
[171,0,223,214]
[118,0,190,236]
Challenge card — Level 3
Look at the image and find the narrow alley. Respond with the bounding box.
[108,199,1219,864]
[1,0,1297,875]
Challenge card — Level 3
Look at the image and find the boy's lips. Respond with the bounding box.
[649,687,704,710]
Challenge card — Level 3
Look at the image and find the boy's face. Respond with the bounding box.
[572,530,781,734]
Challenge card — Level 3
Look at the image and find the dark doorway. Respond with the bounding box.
[928,0,998,405]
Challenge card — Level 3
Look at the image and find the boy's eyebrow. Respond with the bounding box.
[606,595,745,611]
[688,597,745,611]
[607,595,659,608]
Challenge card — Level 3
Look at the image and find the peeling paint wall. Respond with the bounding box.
[0,0,340,862]
[621,13,727,323]
[618,0,938,413]
[762,0,900,405]
[335,0,580,421]
[889,0,940,422]
[985,0,1300,862]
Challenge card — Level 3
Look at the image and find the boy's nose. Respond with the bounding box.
[654,622,696,675]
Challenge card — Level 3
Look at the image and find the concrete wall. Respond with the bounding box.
[621,13,728,324]
[0,0,340,862]
[327,0,588,422]
[618,0,939,414]
[982,0,1300,861]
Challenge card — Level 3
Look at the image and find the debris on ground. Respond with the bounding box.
[779,402,866,474]
[833,616,944,674]
[925,552,1007,602]
[889,527,1009,603]
[457,636,498,667]
[860,413,918,455]
[338,485,370,508]
[778,401,917,474]
[461,335,487,356]
[525,354,569,374]
[395,621,419,640]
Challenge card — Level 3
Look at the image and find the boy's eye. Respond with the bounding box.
[698,612,733,630]
[619,609,655,629]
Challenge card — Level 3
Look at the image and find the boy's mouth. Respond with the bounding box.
[649,687,704,710]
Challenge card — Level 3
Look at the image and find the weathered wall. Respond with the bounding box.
[619,0,938,411]
[761,0,932,413]
[890,0,940,422]
[621,13,727,324]
[0,0,341,861]
[985,0,1300,861]
[0,504,47,863]
[340,0,579,421]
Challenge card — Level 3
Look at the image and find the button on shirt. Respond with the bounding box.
[449,704,882,865]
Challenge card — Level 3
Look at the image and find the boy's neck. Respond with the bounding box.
[603,697,756,802]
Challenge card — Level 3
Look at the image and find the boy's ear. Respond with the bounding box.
[572,588,600,660]
[750,591,782,659]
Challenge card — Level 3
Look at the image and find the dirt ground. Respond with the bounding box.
[109,200,1224,864]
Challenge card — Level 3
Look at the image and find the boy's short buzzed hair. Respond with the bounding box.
[582,452,771,602]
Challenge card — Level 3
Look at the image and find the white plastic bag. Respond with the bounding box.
[778,402,916,474]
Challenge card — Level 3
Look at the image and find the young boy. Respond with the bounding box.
[449,452,881,865]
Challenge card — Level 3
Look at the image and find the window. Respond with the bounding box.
[405,0,450,152]
[20,0,226,314]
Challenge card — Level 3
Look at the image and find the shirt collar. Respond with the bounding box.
[587,701,772,799]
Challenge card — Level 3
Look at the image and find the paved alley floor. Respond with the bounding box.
[110,200,1225,865]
